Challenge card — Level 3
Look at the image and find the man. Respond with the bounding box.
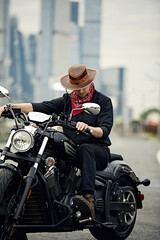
[0,64,113,219]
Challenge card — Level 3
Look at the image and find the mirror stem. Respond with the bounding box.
[8,104,19,129]
[4,93,11,102]
[69,107,84,121]
[69,110,73,121]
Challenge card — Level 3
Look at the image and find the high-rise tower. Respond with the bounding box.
[34,0,70,101]
[80,0,102,89]
[0,0,10,88]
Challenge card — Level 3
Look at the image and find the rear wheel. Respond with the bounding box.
[0,168,27,240]
[90,178,137,240]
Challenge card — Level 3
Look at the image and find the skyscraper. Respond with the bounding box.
[28,35,37,76]
[34,0,70,101]
[9,17,22,99]
[70,0,102,90]
[70,1,79,24]
[70,1,80,65]
[79,0,102,89]
[0,0,10,88]
[9,17,32,101]
[101,67,126,119]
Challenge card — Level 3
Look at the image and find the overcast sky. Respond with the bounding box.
[10,0,160,118]
[101,0,160,118]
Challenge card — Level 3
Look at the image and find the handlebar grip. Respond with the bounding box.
[1,108,21,119]
[70,122,92,135]
[1,110,13,118]
[85,128,92,135]
[70,121,77,128]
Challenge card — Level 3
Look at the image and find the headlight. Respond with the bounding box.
[11,129,34,152]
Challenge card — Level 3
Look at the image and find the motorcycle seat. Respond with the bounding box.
[96,154,123,180]
[110,153,123,162]
[96,170,115,180]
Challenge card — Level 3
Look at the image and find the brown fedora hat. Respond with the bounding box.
[60,64,98,90]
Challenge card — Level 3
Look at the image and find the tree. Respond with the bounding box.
[140,108,160,120]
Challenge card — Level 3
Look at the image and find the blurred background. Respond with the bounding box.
[0,2,160,238]
[0,0,160,139]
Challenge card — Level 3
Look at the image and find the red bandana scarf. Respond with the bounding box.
[70,83,94,116]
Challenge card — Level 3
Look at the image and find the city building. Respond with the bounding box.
[9,17,23,100]
[79,0,102,90]
[9,17,33,101]
[22,34,36,101]
[70,1,79,24]
[28,35,37,77]
[70,1,80,65]
[101,67,126,120]
[34,0,70,101]
[1,0,102,103]
[0,0,34,101]
[0,0,10,88]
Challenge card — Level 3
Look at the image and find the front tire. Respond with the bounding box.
[0,168,27,240]
[90,178,137,240]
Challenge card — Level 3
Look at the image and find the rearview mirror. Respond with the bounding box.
[82,103,101,115]
[0,86,10,100]
[69,102,101,120]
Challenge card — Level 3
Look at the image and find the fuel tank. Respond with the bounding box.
[49,130,77,160]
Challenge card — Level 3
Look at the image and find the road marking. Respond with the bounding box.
[156,150,160,165]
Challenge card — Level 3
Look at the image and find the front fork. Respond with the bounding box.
[0,129,16,163]
[9,136,49,220]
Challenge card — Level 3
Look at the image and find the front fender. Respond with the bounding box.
[0,163,23,207]
[0,163,22,179]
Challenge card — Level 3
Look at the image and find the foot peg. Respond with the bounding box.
[79,217,92,224]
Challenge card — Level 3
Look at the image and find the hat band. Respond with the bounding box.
[69,70,89,85]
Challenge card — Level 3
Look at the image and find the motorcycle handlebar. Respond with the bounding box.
[85,128,92,135]
[1,107,22,119]
[2,109,92,135]
[65,120,92,135]
[52,113,92,135]
[1,109,13,118]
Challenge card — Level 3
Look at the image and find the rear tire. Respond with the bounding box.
[90,178,137,240]
[0,168,27,240]
[10,231,28,240]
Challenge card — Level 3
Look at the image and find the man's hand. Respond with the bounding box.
[0,106,6,118]
[76,121,89,132]
[0,103,33,118]
[76,121,103,138]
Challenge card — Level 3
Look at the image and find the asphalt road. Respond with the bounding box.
[1,132,160,239]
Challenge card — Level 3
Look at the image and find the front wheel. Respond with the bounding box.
[90,180,137,240]
[0,168,27,240]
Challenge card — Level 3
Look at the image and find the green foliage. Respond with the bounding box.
[140,108,160,120]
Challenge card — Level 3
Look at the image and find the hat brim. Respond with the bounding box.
[60,68,98,90]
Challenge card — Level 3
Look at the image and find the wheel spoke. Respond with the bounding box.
[118,189,137,226]
[108,181,138,239]
[128,212,134,218]
[126,193,131,201]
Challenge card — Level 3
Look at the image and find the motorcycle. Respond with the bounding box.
[0,86,150,240]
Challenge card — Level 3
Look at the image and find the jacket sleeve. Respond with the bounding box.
[32,94,67,115]
[97,97,113,138]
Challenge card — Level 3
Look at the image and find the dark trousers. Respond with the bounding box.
[77,143,110,195]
